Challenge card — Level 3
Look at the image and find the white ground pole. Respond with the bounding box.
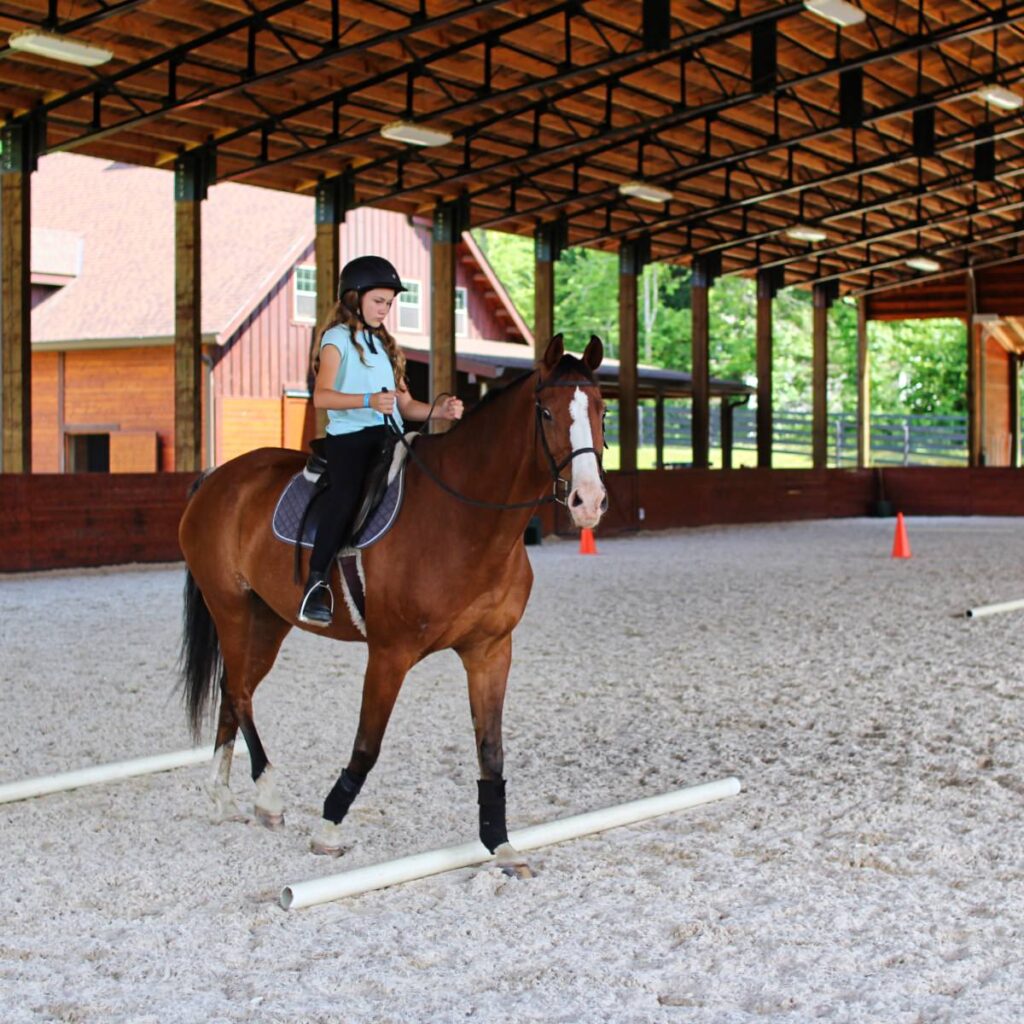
[281,776,742,910]
[0,747,213,805]
[965,598,1024,619]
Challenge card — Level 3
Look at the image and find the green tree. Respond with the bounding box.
[472,229,533,322]
[553,247,620,355]
[477,228,967,417]
[868,318,967,414]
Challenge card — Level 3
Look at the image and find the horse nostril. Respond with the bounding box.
[600,493,609,512]
[571,491,584,508]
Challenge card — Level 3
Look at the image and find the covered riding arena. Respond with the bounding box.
[3,521,1023,1020]
[2,2,1024,1021]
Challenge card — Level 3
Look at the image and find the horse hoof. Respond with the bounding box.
[493,843,534,880]
[216,808,250,825]
[310,839,346,858]
[310,820,346,857]
[209,800,249,824]
[256,808,285,831]
[499,861,534,880]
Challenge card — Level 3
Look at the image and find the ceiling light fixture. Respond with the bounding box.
[976,84,1024,111]
[379,121,453,147]
[906,256,941,273]
[8,29,113,67]
[618,180,674,204]
[785,224,828,243]
[803,0,867,28]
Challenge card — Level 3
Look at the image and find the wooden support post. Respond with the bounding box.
[1012,354,1021,469]
[755,268,778,469]
[431,201,459,432]
[966,272,981,467]
[174,153,211,473]
[1,123,34,473]
[691,254,718,469]
[721,398,735,470]
[534,223,557,361]
[314,177,344,438]
[856,296,871,469]
[618,241,640,473]
[655,393,665,470]
[811,282,831,470]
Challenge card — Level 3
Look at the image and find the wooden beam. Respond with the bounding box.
[755,269,774,469]
[1,151,31,473]
[174,156,204,473]
[618,242,639,474]
[966,271,981,467]
[720,398,734,470]
[314,178,343,438]
[534,227,555,362]
[431,202,458,432]
[812,284,829,470]
[856,296,871,469]
[1012,355,1021,470]
[654,393,664,470]
[690,256,715,469]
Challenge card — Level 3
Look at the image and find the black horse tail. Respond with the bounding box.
[179,569,223,743]
[178,471,222,742]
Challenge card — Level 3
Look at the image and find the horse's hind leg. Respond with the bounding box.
[213,593,292,828]
[207,696,247,822]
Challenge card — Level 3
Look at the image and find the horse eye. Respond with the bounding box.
[541,407,553,421]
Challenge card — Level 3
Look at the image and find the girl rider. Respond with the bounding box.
[299,255,463,626]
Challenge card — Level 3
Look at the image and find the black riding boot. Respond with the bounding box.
[298,570,333,627]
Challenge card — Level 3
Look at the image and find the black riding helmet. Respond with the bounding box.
[338,255,407,299]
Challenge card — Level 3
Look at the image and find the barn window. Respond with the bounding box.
[398,280,421,331]
[455,287,468,337]
[294,265,317,322]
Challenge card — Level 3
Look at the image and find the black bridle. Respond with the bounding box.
[533,376,605,505]
[384,373,605,512]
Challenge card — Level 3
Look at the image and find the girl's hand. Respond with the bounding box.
[441,396,464,421]
[371,390,396,415]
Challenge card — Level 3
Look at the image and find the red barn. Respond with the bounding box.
[30,154,533,472]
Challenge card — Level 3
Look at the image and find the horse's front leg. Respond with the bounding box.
[458,634,532,879]
[311,647,412,856]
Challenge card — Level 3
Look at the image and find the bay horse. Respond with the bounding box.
[177,334,608,864]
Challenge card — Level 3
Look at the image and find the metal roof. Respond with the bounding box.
[4,1,1024,297]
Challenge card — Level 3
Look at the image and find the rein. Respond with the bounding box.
[384,374,604,512]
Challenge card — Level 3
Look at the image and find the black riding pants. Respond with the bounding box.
[309,425,390,574]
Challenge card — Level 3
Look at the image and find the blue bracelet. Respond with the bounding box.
[363,393,370,409]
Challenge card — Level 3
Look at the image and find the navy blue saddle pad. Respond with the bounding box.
[272,465,406,550]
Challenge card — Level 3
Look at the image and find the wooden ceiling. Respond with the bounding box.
[3,0,1024,297]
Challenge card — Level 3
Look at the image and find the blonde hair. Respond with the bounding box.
[309,291,407,389]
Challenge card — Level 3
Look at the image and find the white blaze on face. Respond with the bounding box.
[568,387,604,503]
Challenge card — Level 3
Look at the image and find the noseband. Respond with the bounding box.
[384,371,606,511]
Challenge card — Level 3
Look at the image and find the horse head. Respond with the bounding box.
[537,334,609,530]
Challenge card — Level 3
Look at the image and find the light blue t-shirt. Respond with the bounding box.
[320,325,404,435]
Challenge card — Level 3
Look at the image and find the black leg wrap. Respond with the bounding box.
[323,768,366,825]
[477,778,509,854]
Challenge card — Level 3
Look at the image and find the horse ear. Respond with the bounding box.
[583,335,604,371]
[541,333,564,372]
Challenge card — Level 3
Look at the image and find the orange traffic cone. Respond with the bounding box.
[891,512,911,559]
[579,527,597,555]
